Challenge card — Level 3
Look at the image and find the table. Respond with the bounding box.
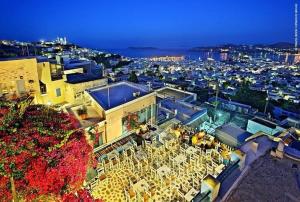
[136,150,147,160]
[184,188,199,201]
[186,146,198,155]
[140,124,148,132]
[157,165,171,177]
[174,154,187,164]
[107,150,118,160]
[133,179,149,193]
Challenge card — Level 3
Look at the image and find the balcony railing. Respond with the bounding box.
[51,73,63,81]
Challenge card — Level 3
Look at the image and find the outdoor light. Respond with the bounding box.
[1,1,299,201]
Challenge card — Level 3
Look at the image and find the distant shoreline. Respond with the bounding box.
[128,47,158,50]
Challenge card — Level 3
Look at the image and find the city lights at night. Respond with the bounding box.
[0,1,300,202]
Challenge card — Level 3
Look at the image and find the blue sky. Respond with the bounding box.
[0,0,296,48]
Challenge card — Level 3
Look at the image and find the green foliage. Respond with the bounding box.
[86,168,97,182]
[91,53,132,71]
[0,96,34,132]
[77,106,87,116]
[128,71,139,83]
[158,74,163,80]
[270,99,300,114]
[222,81,230,89]
[271,81,287,89]
[146,70,155,77]
[230,85,267,112]
[115,60,132,68]
[178,76,185,81]
[192,88,210,103]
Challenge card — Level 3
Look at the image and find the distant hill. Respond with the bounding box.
[190,42,294,51]
[190,44,243,51]
[190,46,217,51]
[268,42,294,49]
[128,47,158,50]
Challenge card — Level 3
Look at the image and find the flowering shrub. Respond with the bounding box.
[62,189,103,202]
[0,102,100,201]
[122,112,138,131]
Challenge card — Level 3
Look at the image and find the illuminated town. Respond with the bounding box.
[1,1,300,202]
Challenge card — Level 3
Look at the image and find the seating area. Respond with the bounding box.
[88,130,230,202]
[94,135,135,159]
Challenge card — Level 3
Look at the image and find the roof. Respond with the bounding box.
[0,56,36,61]
[66,73,102,84]
[160,99,199,117]
[209,97,252,109]
[251,117,277,129]
[64,60,92,70]
[233,149,245,158]
[156,87,194,100]
[216,123,252,144]
[217,123,244,135]
[203,174,220,188]
[87,81,150,110]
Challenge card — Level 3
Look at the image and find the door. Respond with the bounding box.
[99,132,104,146]
[16,80,26,95]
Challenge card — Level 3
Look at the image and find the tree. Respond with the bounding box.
[230,85,267,112]
[222,81,230,89]
[146,70,155,77]
[128,71,138,83]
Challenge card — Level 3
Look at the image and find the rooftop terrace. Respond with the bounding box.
[89,131,230,202]
[251,117,277,129]
[64,60,92,70]
[161,99,198,117]
[156,87,195,101]
[66,73,103,84]
[87,82,150,110]
[67,104,104,128]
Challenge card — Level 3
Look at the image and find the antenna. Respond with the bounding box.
[107,87,110,108]
[295,2,298,52]
[26,45,29,56]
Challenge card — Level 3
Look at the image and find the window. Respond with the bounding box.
[50,64,63,81]
[74,91,84,99]
[39,81,47,94]
[56,88,61,97]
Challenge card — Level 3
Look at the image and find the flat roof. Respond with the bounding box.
[0,56,48,62]
[66,73,102,84]
[64,60,92,70]
[87,82,150,110]
[217,123,246,137]
[160,99,199,117]
[209,97,252,109]
[156,87,192,100]
[252,117,277,129]
[216,123,252,143]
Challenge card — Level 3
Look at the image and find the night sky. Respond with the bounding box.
[0,0,296,48]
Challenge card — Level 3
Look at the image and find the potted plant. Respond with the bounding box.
[77,105,88,120]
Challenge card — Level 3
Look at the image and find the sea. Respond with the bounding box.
[102,48,223,60]
[101,48,292,63]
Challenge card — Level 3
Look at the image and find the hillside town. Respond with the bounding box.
[1,38,300,201]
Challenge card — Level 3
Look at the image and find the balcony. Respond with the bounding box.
[66,104,105,128]
[51,73,63,81]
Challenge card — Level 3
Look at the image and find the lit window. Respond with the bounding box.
[56,88,61,97]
